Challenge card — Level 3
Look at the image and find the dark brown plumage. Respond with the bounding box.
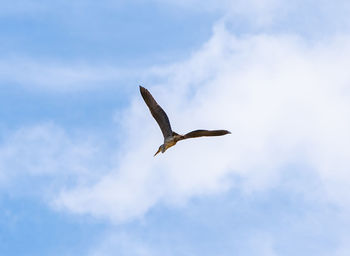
[140,86,231,156]
[140,86,172,139]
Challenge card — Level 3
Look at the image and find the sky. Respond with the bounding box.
[1,0,350,255]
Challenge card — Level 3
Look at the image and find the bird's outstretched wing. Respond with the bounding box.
[182,129,231,140]
[140,86,173,139]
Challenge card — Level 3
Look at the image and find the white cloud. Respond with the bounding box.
[0,123,106,198]
[0,58,137,92]
[3,1,350,255]
[51,24,350,222]
[1,19,350,255]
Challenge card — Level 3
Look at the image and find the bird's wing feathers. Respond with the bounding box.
[183,129,231,139]
[139,86,173,139]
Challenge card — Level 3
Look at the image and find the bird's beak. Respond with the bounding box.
[154,148,161,157]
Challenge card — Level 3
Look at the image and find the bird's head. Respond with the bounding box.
[154,144,165,157]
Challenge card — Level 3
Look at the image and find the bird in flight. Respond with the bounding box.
[140,86,231,156]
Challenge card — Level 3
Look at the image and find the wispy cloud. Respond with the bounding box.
[0,58,139,92]
[3,21,350,224]
[49,24,350,222]
[0,123,108,199]
[1,2,350,254]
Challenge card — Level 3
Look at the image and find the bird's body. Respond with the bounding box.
[139,86,230,156]
[163,136,179,151]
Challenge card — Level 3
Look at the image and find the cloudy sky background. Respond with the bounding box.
[1,0,350,255]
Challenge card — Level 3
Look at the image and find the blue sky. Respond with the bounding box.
[1,1,350,255]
